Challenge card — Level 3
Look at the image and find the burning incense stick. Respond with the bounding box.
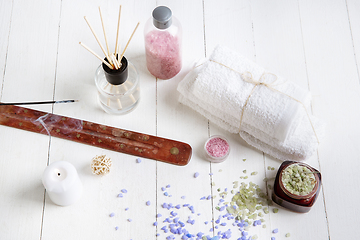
[0,100,78,106]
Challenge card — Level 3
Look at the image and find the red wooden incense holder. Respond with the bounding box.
[0,105,192,166]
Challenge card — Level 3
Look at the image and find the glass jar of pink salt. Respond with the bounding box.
[144,6,182,80]
[204,136,230,163]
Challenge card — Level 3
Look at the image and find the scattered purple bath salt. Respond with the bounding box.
[136,158,142,163]
[157,213,162,218]
[166,184,171,188]
[117,193,123,198]
[115,226,119,230]
[273,228,279,234]
[109,212,115,217]
[194,172,200,178]
[146,201,151,206]
[145,30,182,80]
[121,189,127,193]
[181,196,186,199]
[127,218,132,222]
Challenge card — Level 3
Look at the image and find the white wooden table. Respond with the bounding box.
[1,0,359,239]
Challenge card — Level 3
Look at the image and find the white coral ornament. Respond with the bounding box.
[91,155,112,175]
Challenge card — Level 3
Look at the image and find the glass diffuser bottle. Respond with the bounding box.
[95,56,140,114]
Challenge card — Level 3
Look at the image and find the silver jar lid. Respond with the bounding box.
[152,6,172,29]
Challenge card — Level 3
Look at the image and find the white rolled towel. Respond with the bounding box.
[177,45,324,161]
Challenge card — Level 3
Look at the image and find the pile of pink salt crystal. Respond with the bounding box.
[206,137,230,158]
[145,30,181,80]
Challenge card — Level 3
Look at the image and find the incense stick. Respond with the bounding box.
[114,5,122,56]
[84,16,113,67]
[79,42,114,69]
[0,100,78,106]
[119,22,140,62]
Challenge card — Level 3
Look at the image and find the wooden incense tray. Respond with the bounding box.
[0,105,192,166]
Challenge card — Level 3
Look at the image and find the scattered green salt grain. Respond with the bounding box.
[252,234,258,239]
[273,208,279,213]
[285,233,291,237]
[244,176,248,179]
[262,224,266,228]
[219,169,222,172]
[271,167,275,170]
[243,158,247,161]
[243,170,247,174]
[251,171,258,176]
[263,207,269,214]
[263,178,268,182]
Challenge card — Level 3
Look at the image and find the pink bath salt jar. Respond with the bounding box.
[204,136,230,163]
[144,6,182,80]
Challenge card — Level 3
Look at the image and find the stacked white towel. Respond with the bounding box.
[177,45,324,161]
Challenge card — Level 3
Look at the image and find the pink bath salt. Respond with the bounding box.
[206,137,229,158]
[145,30,181,79]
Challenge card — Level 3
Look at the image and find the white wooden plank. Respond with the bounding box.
[299,0,360,238]
[155,0,215,238]
[203,0,272,238]
[0,0,61,239]
[0,0,12,99]
[41,0,158,239]
[251,0,329,239]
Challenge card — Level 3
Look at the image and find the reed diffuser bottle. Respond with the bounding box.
[144,6,182,80]
[80,5,140,114]
[95,56,139,114]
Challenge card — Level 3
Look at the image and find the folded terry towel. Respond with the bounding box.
[177,45,324,161]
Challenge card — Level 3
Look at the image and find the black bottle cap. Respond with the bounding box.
[102,56,128,85]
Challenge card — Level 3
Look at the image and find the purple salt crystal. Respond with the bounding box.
[207,195,211,200]
[161,187,166,191]
[181,196,186,199]
[121,189,127,193]
[194,172,200,178]
[117,193,123,198]
[166,184,171,188]
[157,213,162,218]
[136,158,141,163]
[153,221,158,226]
[109,212,115,217]
[175,204,181,209]
[146,201,151,206]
